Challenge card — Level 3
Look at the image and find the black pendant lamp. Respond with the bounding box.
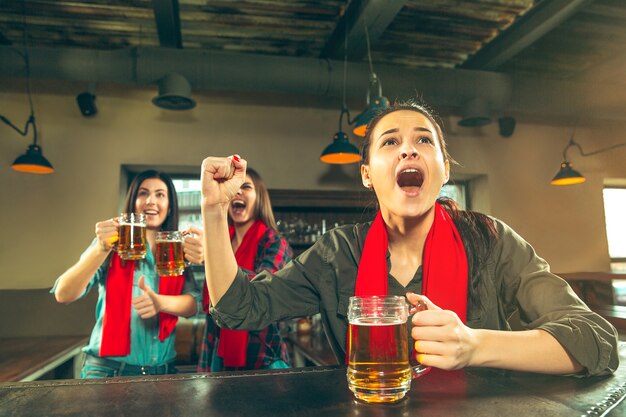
[2,8,54,174]
[320,17,360,165]
[352,22,389,137]
[550,161,585,186]
[550,135,626,186]
[1,97,55,175]
[320,107,361,164]
[352,73,389,137]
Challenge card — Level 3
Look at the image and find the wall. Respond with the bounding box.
[1,78,626,296]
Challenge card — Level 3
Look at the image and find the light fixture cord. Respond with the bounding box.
[363,18,382,99]
[21,0,37,146]
[565,136,626,160]
[364,19,374,77]
[339,5,349,131]
[0,0,37,145]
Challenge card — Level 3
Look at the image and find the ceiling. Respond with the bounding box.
[1,0,626,124]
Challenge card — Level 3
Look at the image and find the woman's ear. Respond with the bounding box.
[361,164,372,189]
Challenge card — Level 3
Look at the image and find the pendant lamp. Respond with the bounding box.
[320,12,360,165]
[550,135,626,186]
[320,107,361,164]
[351,20,389,137]
[1,10,54,174]
[550,161,585,186]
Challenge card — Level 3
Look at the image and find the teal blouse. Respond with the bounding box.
[53,239,200,366]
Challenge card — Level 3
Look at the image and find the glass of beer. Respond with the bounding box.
[155,231,186,276]
[116,213,147,260]
[346,295,429,403]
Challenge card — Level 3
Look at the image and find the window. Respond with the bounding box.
[173,179,202,230]
[603,187,626,272]
[440,183,467,210]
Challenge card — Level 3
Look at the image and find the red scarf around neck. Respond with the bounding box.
[350,202,468,363]
[99,252,185,357]
[206,219,267,367]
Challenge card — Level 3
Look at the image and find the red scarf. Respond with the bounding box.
[201,219,267,367]
[99,252,185,357]
[350,202,468,362]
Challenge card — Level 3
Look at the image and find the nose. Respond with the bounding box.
[399,147,418,160]
[236,187,243,195]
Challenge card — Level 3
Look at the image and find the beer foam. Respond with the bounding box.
[119,222,146,227]
[349,317,404,326]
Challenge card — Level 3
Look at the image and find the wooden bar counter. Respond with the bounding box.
[0,336,88,382]
[1,342,625,416]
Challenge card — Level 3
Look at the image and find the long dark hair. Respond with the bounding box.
[123,170,179,231]
[438,198,498,311]
[360,98,497,311]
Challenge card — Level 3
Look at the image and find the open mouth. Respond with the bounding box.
[143,209,159,216]
[396,168,424,191]
[231,200,247,214]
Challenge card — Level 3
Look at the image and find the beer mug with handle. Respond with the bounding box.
[116,213,147,260]
[155,231,186,276]
[346,295,430,403]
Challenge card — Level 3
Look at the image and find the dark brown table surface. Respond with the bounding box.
[1,342,625,417]
[0,336,88,382]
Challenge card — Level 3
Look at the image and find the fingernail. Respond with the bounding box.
[417,354,424,364]
[232,154,241,162]
[414,341,419,351]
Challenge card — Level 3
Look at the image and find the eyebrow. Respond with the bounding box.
[378,126,433,138]
[139,187,167,193]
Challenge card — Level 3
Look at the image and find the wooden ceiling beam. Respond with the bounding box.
[462,0,594,70]
[320,0,407,61]
[152,0,182,49]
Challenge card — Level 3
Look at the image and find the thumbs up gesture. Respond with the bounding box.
[132,276,161,319]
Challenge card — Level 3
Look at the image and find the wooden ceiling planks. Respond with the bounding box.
[0,0,622,88]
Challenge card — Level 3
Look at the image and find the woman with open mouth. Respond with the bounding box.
[52,170,204,378]
[199,99,618,377]
[198,167,293,372]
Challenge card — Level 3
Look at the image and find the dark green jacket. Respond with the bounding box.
[211,218,619,376]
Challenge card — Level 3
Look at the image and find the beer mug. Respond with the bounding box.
[155,231,186,276]
[346,295,430,403]
[116,213,147,260]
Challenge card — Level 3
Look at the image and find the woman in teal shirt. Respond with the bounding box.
[53,170,203,377]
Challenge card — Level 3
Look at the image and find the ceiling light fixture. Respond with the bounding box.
[351,19,389,137]
[320,11,360,165]
[152,73,196,110]
[458,97,492,127]
[1,6,54,174]
[550,135,626,186]
[320,106,361,164]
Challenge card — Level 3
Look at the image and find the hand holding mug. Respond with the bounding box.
[182,226,204,265]
[407,292,479,371]
[95,217,119,252]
